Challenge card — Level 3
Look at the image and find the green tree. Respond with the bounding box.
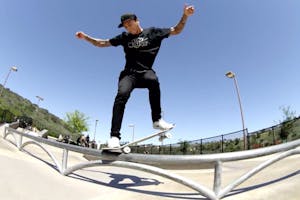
[64,110,89,134]
[279,105,296,122]
[179,141,190,155]
[278,106,297,142]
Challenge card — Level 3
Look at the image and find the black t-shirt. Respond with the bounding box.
[109,27,171,72]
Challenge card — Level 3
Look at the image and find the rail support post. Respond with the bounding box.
[213,160,222,196]
[62,149,69,173]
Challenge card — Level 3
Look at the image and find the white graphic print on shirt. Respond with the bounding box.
[128,37,149,49]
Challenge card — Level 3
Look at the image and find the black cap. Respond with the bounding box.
[118,13,137,28]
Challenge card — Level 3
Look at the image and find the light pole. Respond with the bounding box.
[225,71,247,150]
[35,96,44,112]
[94,119,98,141]
[0,66,18,96]
[36,96,44,107]
[129,124,135,142]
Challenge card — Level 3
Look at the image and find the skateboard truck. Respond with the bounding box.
[158,131,172,142]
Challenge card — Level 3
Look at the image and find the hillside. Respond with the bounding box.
[0,85,72,138]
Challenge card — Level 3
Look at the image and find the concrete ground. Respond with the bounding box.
[0,133,299,200]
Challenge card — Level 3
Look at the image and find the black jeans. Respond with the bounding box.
[111,69,162,139]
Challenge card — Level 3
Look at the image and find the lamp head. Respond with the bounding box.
[225,71,235,78]
[11,66,18,72]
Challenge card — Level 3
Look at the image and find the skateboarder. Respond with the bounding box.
[76,4,195,148]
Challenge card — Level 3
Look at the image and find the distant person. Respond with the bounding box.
[86,134,90,146]
[76,4,195,148]
[76,135,81,145]
[77,135,87,147]
[91,140,97,149]
[58,134,64,142]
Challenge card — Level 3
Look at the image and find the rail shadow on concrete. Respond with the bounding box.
[224,169,300,198]
[69,172,205,200]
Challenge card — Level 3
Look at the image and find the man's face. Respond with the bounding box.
[123,19,140,34]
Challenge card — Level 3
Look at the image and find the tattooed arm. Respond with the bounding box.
[170,5,195,35]
[76,31,111,47]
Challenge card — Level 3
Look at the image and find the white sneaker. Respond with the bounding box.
[153,118,174,130]
[107,137,120,148]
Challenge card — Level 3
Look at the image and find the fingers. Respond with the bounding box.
[187,5,195,12]
[75,31,85,39]
[184,4,194,9]
[184,4,195,16]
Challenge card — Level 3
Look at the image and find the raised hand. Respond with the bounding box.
[184,4,195,17]
[75,31,86,39]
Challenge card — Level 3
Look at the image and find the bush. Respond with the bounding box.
[17,115,33,128]
[0,108,16,123]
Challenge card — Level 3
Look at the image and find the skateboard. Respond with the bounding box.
[102,127,174,154]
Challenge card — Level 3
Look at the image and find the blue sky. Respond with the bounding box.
[1,0,300,144]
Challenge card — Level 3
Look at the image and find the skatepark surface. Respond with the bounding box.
[0,134,299,200]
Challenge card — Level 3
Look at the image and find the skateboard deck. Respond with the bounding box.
[102,127,174,154]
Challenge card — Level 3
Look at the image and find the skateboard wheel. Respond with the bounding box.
[123,146,131,154]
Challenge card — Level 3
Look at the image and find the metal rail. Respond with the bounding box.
[2,126,300,200]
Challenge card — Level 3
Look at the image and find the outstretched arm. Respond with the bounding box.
[170,4,195,35]
[76,31,111,47]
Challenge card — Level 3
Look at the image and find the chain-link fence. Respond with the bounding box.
[130,130,246,155]
[248,117,300,149]
[130,117,300,155]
